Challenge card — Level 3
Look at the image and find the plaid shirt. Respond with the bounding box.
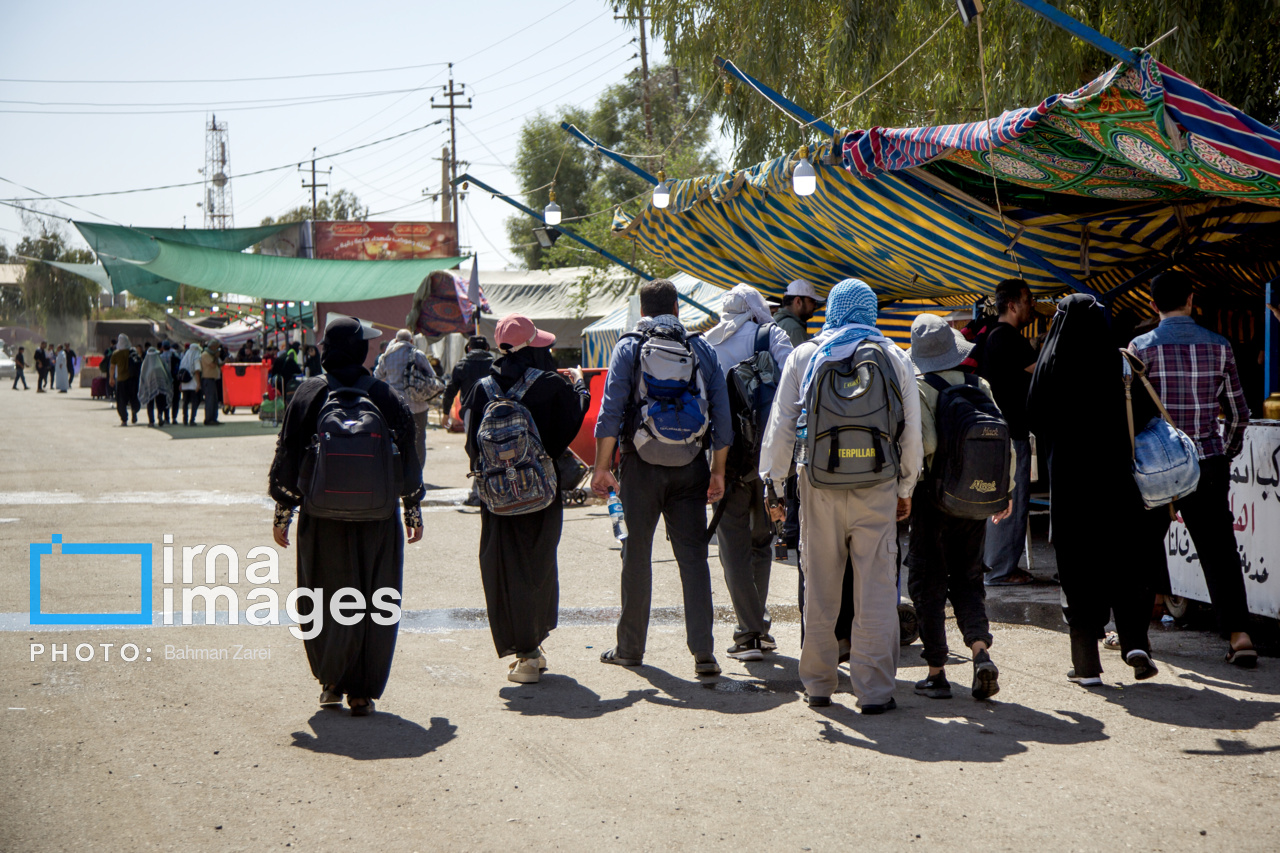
[374,340,435,413]
[1129,316,1250,459]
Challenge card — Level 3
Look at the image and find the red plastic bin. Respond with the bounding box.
[220,362,269,412]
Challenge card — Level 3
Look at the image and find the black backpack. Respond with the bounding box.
[725,323,780,482]
[924,373,1011,519]
[299,376,403,521]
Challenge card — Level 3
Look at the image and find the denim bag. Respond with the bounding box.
[1121,350,1200,509]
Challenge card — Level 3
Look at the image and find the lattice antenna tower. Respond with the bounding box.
[198,113,235,229]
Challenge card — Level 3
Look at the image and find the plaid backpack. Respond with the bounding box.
[471,368,557,515]
[402,351,444,405]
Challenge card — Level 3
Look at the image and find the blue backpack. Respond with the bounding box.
[623,327,709,467]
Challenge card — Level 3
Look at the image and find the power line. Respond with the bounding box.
[1,120,444,201]
[0,84,450,116]
[468,10,616,86]
[0,62,452,85]
[0,85,457,108]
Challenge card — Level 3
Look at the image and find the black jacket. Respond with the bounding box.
[443,350,495,413]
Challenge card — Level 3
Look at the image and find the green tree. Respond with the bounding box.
[258,188,369,226]
[505,63,721,271]
[630,0,1280,167]
[7,219,99,341]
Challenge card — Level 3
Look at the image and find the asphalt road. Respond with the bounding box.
[2,383,1277,852]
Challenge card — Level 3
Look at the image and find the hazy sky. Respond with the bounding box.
[1,0,684,269]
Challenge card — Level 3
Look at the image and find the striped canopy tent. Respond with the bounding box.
[581,273,724,368]
[614,52,1280,317]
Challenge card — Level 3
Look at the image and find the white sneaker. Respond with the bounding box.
[508,657,541,683]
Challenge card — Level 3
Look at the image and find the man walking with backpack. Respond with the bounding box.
[906,314,1014,701]
[375,329,441,472]
[705,284,793,661]
[761,279,921,713]
[592,278,734,676]
[269,314,425,716]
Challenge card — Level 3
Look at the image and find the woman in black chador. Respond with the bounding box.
[269,315,425,716]
[462,313,590,684]
[1028,294,1165,686]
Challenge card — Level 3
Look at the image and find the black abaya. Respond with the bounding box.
[463,348,590,658]
[1028,295,1163,657]
[269,323,424,698]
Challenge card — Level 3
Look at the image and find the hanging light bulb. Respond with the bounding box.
[188,310,196,317]
[793,146,817,196]
[652,170,670,209]
[544,188,561,226]
[210,292,220,299]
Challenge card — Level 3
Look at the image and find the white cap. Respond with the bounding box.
[784,279,826,303]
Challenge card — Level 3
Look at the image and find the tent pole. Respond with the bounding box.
[560,123,659,184]
[714,58,835,137]
[1096,259,1175,306]
[453,172,720,321]
[1266,278,1280,401]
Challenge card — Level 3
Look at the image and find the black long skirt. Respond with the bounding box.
[478,494,562,658]
[296,511,403,698]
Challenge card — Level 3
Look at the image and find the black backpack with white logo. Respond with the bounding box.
[924,373,1011,519]
[725,323,780,483]
[300,375,403,520]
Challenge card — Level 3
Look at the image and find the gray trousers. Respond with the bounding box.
[616,452,715,659]
[985,437,1031,581]
[412,409,429,470]
[716,478,772,644]
[799,475,900,706]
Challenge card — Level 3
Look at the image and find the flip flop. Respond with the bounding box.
[1226,647,1258,669]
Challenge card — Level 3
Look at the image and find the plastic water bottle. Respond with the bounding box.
[607,488,628,540]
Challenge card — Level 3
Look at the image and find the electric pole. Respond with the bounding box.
[615,1,652,144]
[431,147,452,222]
[299,148,330,220]
[431,64,471,225]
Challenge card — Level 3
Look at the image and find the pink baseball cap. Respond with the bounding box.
[494,313,555,351]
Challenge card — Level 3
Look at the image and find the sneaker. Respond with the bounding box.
[727,638,764,662]
[760,634,778,652]
[1125,649,1159,681]
[804,693,831,707]
[508,657,541,684]
[860,697,897,715]
[914,672,952,699]
[972,650,1000,700]
[694,653,721,676]
[1067,668,1103,686]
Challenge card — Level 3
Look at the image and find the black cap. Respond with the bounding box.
[467,335,490,351]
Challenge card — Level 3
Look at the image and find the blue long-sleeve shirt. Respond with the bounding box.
[594,328,734,451]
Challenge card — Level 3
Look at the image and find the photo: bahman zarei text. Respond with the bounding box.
[4,1,1280,850]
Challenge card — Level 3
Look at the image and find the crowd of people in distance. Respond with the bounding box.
[266,269,1259,718]
[10,340,77,392]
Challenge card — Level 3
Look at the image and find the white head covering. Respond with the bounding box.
[704,284,774,347]
[116,333,131,350]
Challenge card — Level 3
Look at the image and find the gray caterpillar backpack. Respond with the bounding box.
[802,341,905,490]
[472,368,557,515]
[623,327,710,467]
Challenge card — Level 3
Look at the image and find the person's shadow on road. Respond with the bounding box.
[291,711,457,760]
[499,674,650,718]
[810,680,1108,763]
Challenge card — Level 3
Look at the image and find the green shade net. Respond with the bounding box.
[126,237,466,301]
[42,260,112,291]
[74,221,293,302]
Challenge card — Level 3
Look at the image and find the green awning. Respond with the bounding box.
[74,221,292,299]
[41,260,112,291]
[125,237,466,301]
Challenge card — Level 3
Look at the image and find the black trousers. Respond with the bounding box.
[906,497,993,668]
[146,395,169,425]
[170,382,181,421]
[202,378,220,423]
[116,377,139,423]
[616,452,715,658]
[1164,455,1251,636]
[36,367,48,391]
[182,390,201,424]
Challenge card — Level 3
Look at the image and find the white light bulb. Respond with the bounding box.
[544,201,561,226]
[210,292,220,299]
[652,181,670,209]
[793,156,817,196]
[166,308,173,314]
[188,310,196,317]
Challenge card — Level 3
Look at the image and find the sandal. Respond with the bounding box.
[319,685,343,706]
[348,698,375,717]
[1103,631,1121,652]
[1226,646,1258,669]
[599,648,642,667]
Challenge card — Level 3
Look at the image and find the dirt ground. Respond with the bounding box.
[1,385,1277,852]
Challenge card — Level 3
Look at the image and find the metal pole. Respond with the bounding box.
[561,123,659,184]
[1006,0,1139,66]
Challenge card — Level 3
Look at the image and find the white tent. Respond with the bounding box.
[581,273,725,368]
